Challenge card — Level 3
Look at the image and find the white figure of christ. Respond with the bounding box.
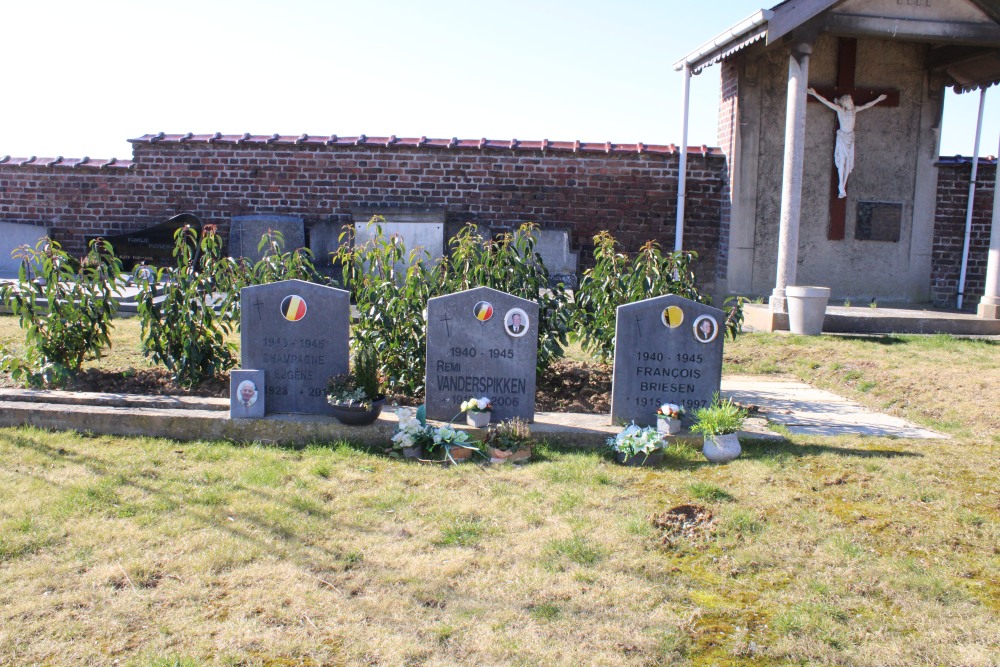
[807,88,887,198]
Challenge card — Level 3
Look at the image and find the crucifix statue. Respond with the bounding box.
[807,88,887,198]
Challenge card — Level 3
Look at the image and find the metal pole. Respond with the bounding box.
[675,63,691,252]
[957,87,987,310]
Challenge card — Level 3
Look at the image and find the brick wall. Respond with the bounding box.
[0,138,727,288]
[930,158,997,310]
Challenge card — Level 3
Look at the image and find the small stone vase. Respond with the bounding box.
[657,416,681,435]
[466,411,491,428]
[702,433,742,463]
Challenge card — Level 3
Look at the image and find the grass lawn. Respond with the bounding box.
[0,321,998,665]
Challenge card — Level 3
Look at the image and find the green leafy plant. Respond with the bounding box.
[484,417,533,454]
[0,238,123,386]
[689,394,748,437]
[606,424,665,458]
[246,229,324,286]
[573,231,745,362]
[136,224,241,389]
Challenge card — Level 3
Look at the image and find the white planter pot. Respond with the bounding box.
[786,285,830,335]
[466,411,491,428]
[657,417,681,435]
[702,433,742,463]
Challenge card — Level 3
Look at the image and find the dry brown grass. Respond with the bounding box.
[0,323,998,665]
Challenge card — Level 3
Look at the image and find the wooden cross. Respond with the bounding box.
[808,38,899,240]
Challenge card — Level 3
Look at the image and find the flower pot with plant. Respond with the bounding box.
[326,343,386,426]
[484,417,534,463]
[690,394,748,463]
[423,425,482,464]
[390,406,434,459]
[607,424,666,467]
[656,403,684,435]
[461,396,493,428]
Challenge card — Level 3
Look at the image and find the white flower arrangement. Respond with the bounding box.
[607,424,666,458]
[656,403,684,420]
[460,396,492,413]
[391,407,430,450]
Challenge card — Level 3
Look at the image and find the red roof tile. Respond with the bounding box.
[126,132,721,156]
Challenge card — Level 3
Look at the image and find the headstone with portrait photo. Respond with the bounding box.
[425,286,538,422]
[610,295,725,427]
[230,369,266,419]
[240,279,350,415]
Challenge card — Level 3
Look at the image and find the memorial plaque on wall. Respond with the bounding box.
[425,286,538,422]
[610,295,725,427]
[88,213,203,271]
[855,202,902,242]
[240,279,349,415]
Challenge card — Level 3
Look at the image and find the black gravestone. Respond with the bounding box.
[88,213,203,271]
[610,295,725,427]
[425,286,538,422]
[240,279,350,415]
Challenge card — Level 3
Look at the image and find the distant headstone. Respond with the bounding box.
[231,214,305,263]
[532,229,579,288]
[240,279,349,415]
[611,295,725,427]
[89,213,201,271]
[353,207,445,271]
[230,369,265,419]
[0,221,48,278]
[425,286,538,422]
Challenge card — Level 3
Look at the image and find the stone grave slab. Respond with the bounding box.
[611,295,725,427]
[425,286,538,422]
[0,221,49,278]
[231,214,305,263]
[230,369,265,419]
[532,229,578,288]
[88,213,201,271]
[240,279,349,415]
[353,207,444,272]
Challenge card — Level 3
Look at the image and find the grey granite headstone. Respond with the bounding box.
[353,207,445,273]
[230,369,265,419]
[425,286,538,422]
[231,214,305,263]
[0,221,48,278]
[532,229,578,288]
[611,295,725,427]
[240,279,349,415]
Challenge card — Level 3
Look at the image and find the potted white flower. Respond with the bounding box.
[425,424,481,464]
[460,396,493,428]
[607,424,666,467]
[390,406,433,460]
[690,394,748,464]
[656,403,684,435]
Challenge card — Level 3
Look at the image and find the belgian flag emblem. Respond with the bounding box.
[280,295,308,322]
[661,305,684,328]
[473,301,494,322]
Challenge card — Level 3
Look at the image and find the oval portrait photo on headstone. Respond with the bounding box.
[236,380,258,408]
[692,314,719,343]
[280,294,308,322]
[504,307,530,338]
[661,305,684,329]
[473,301,494,322]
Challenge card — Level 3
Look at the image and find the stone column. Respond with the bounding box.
[770,43,812,314]
[977,143,1000,319]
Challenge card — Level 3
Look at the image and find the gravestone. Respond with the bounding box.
[240,279,349,414]
[230,214,305,263]
[230,369,265,419]
[0,221,48,278]
[611,295,725,427]
[425,286,538,422]
[532,229,579,288]
[89,213,202,271]
[353,207,444,272]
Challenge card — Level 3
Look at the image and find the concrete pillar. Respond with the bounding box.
[978,140,1000,319]
[770,43,812,314]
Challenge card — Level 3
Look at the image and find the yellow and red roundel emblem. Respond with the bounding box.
[280,295,308,322]
[473,301,494,322]
[661,305,684,329]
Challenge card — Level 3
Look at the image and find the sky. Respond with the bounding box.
[2,0,996,161]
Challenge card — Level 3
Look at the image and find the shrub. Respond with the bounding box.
[690,394,748,437]
[136,225,241,389]
[0,238,122,386]
[573,231,744,362]
[244,229,324,286]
